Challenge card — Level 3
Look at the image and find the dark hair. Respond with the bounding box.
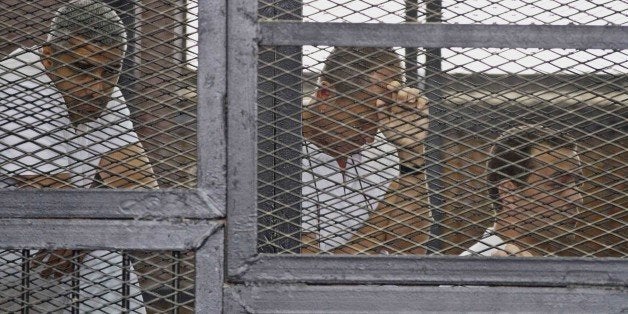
[487,125,576,211]
[321,47,402,96]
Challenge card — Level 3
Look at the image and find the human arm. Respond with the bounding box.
[28,144,158,278]
[333,82,432,254]
[97,142,158,189]
[376,81,429,168]
[11,173,72,188]
[491,243,535,257]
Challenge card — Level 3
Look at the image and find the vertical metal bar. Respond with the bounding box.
[227,0,260,275]
[405,0,419,88]
[172,251,181,313]
[258,0,303,254]
[197,0,227,208]
[121,252,131,312]
[257,34,278,253]
[71,251,80,314]
[424,0,445,254]
[20,250,30,314]
[195,228,224,313]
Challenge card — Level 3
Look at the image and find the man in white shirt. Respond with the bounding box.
[461,125,584,257]
[301,47,436,254]
[0,1,155,312]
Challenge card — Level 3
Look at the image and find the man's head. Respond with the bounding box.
[487,125,584,251]
[304,47,402,162]
[41,0,127,125]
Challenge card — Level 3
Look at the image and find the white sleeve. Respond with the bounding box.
[0,87,69,176]
[85,87,139,153]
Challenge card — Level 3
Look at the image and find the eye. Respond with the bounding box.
[74,61,94,71]
[103,66,120,77]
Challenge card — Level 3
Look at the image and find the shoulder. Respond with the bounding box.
[1,47,45,80]
[459,229,504,256]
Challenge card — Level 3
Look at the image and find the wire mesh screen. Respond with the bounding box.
[0,0,198,189]
[0,0,200,312]
[259,0,627,25]
[257,29,626,255]
[0,249,195,313]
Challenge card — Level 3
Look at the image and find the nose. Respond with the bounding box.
[363,133,375,144]
[89,78,106,95]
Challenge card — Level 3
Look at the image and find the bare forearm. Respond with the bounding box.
[13,173,72,188]
[98,143,158,189]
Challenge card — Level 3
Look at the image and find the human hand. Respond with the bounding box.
[491,244,534,257]
[30,249,86,279]
[376,81,429,166]
[15,173,72,188]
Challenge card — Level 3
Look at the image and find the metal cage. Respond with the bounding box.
[0,0,625,313]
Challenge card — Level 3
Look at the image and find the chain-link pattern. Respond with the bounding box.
[257,1,626,258]
[259,0,627,25]
[0,250,195,313]
[1,0,197,189]
[1,1,199,312]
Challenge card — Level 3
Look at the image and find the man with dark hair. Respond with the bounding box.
[462,125,583,256]
[303,47,405,169]
[301,47,433,254]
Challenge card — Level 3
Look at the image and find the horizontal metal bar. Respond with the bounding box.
[0,189,223,219]
[259,22,628,49]
[0,219,222,250]
[232,255,628,287]
[225,284,628,313]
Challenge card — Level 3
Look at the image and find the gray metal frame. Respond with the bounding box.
[226,0,627,312]
[224,285,628,313]
[1,0,626,312]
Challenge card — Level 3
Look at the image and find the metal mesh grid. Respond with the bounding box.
[0,0,198,189]
[0,1,200,312]
[256,43,627,256]
[259,0,627,25]
[0,249,195,313]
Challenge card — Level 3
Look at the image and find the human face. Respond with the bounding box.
[506,145,584,252]
[42,37,124,126]
[305,68,397,157]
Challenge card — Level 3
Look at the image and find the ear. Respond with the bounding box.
[315,81,333,100]
[497,180,518,209]
[41,45,54,70]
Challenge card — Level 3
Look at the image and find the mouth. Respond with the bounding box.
[70,101,105,115]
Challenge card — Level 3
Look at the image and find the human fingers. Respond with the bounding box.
[395,88,412,104]
[40,253,61,278]
[31,250,49,269]
[54,259,74,279]
[386,81,402,103]
[397,87,419,104]
[42,249,73,279]
[376,99,391,121]
[386,80,402,91]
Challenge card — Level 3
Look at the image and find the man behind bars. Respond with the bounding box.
[0,0,155,312]
[302,47,440,254]
[461,125,584,257]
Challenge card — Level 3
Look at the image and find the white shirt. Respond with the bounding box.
[460,227,507,257]
[302,136,399,251]
[0,47,138,188]
[0,47,146,313]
